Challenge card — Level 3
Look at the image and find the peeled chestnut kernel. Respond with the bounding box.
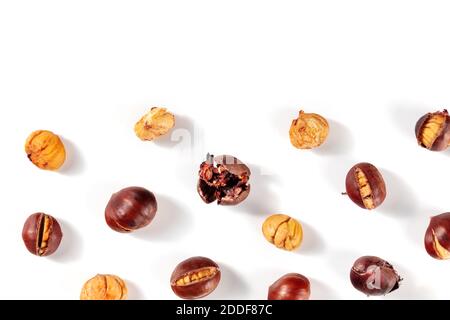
[170,256,221,300]
[80,274,128,300]
[134,107,175,141]
[350,256,402,296]
[268,273,311,300]
[197,154,251,206]
[25,130,66,170]
[289,110,329,149]
[345,162,386,210]
[424,212,450,260]
[22,213,63,257]
[415,109,450,151]
[105,186,157,233]
[262,214,303,251]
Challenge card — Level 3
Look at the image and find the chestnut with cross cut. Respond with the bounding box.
[344,162,386,210]
[170,256,221,299]
[22,213,63,257]
[197,154,251,206]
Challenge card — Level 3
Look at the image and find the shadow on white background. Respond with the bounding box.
[59,137,86,176]
[49,218,84,263]
[132,194,193,242]
[208,262,250,300]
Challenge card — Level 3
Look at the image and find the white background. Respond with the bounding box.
[0,0,449,300]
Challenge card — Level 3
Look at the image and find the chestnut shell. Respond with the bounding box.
[105,186,157,233]
[415,110,450,151]
[268,273,311,300]
[197,154,251,206]
[350,256,401,296]
[424,212,450,259]
[170,256,221,300]
[214,155,251,177]
[345,162,386,210]
[22,213,63,257]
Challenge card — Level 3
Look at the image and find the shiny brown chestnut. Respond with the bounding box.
[345,162,386,210]
[350,256,402,296]
[268,273,311,300]
[425,212,450,260]
[197,154,251,206]
[415,109,450,151]
[170,256,221,300]
[105,186,157,233]
[22,213,63,257]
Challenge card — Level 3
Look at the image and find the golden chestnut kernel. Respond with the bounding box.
[134,107,175,141]
[25,130,66,170]
[262,214,303,251]
[80,274,128,300]
[289,110,329,149]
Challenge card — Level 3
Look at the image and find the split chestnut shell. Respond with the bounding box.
[345,162,386,210]
[415,110,450,151]
[170,256,221,300]
[425,212,450,260]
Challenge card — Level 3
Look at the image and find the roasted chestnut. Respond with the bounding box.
[22,213,63,257]
[80,274,128,300]
[289,110,329,149]
[425,212,450,259]
[25,130,66,171]
[197,154,251,206]
[415,109,450,151]
[170,256,221,300]
[262,214,303,251]
[350,256,402,296]
[268,273,311,300]
[105,186,157,233]
[345,162,386,210]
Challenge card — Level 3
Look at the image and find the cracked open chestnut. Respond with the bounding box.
[350,256,401,296]
[425,212,450,259]
[197,154,251,206]
[415,109,450,151]
[345,162,386,210]
[105,186,157,233]
[268,273,311,300]
[170,256,221,300]
[22,213,63,257]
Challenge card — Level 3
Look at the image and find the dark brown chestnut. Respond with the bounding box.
[415,109,450,151]
[345,162,386,210]
[425,212,450,260]
[268,273,311,300]
[350,256,402,296]
[197,154,251,206]
[170,256,221,300]
[105,186,157,233]
[22,213,63,257]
